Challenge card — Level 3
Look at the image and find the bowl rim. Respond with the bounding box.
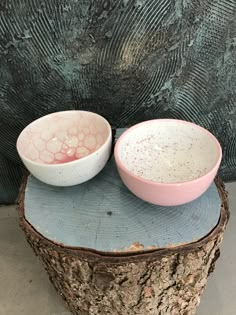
[114,119,222,186]
[16,110,112,167]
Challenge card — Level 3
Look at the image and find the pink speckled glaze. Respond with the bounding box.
[115,119,222,206]
[17,111,112,186]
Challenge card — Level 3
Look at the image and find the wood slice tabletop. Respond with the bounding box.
[23,158,221,253]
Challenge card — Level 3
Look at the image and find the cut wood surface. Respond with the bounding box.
[18,171,229,315]
[18,176,229,315]
[23,157,222,252]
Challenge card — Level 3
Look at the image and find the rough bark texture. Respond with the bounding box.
[18,177,229,315]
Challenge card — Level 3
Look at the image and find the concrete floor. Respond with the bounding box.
[0,183,235,315]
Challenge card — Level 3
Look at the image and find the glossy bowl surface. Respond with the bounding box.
[114,119,222,206]
[17,110,112,186]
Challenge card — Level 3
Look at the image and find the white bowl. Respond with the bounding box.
[17,111,112,186]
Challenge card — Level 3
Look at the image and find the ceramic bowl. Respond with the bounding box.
[114,119,222,206]
[17,111,112,186]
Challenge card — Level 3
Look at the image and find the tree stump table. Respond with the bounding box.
[17,130,229,315]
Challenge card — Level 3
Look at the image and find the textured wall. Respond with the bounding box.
[0,0,236,203]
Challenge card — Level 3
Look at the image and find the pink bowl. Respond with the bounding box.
[114,119,222,206]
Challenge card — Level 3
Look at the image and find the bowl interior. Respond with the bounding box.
[17,111,110,165]
[116,120,221,184]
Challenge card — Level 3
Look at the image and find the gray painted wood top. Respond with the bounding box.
[24,129,221,252]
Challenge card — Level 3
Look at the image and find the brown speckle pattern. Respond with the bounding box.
[119,121,220,183]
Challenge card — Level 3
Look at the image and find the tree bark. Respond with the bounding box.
[18,177,229,315]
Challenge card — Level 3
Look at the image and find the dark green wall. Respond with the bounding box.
[0,0,236,203]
